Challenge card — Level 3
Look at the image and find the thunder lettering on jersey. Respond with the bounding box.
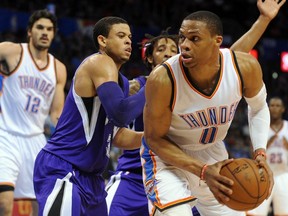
[266,120,288,175]
[0,43,56,136]
[44,54,129,173]
[164,49,242,151]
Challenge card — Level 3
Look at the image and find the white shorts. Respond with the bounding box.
[141,141,245,216]
[247,172,288,215]
[0,128,46,199]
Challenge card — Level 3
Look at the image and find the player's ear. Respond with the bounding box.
[215,35,223,47]
[147,55,153,64]
[98,35,107,48]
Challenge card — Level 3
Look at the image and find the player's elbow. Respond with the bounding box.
[144,134,160,152]
[109,110,134,127]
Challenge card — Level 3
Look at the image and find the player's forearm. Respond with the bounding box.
[97,81,146,127]
[245,86,270,151]
[230,15,270,53]
[113,128,143,150]
[145,136,204,177]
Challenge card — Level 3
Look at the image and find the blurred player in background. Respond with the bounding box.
[105,1,285,215]
[247,96,288,216]
[0,9,67,216]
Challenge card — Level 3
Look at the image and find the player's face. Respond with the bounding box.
[150,38,178,68]
[269,98,285,120]
[178,19,222,68]
[105,23,132,64]
[28,18,55,50]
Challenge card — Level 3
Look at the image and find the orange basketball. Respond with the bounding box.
[219,158,270,211]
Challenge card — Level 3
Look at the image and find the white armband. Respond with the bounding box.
[244,85,270,151]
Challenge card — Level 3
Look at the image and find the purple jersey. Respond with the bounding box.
[44,73,129,174]
[116,114,143,173]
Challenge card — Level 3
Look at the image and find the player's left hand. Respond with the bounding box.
[129,79,141,95]
[254,150,274,198]
[257,0,286,21]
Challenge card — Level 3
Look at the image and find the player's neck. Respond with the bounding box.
[28,43,48,60]
[270,119,283,132]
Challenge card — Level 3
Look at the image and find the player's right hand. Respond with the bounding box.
[203,159,234,204]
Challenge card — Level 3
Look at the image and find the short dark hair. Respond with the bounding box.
[27,9,57,33]
[184,11,223,36]
[269,96,285,107]
[142,27,178,70]
[93,16,128,51]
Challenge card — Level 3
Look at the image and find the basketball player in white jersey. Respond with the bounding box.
[106,1,285,215]
[247,97,288,216]
[0,9,67,216]
[141,10,274,216]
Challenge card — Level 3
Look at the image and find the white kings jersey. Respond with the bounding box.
[164,48,242,151]
[267,120,288,175]
[0,43,56,136]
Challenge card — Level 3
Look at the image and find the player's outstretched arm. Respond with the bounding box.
[230,0,286,52]
[113,128,143,150]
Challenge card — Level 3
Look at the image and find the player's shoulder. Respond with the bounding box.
[0,41,19,48]
[0,42,21,57]
[87,53,114,64]
[74,53,118,80]
[54,58,66,70]
[233,50,261,77]
[233,50,258,64]
[165,53,181,65]
[148,64,171,86]
[84,53,117,71]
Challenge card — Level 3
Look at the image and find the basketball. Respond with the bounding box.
[219,158,270,211]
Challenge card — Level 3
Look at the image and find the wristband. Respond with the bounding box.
[253,151,267,160]
[200,164,208,180]
[134,76,146,88]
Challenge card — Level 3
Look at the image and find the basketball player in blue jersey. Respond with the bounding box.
[33,16,146,216]
[0,9,67,216]
[141,10,276,216]
[105,1,285,215]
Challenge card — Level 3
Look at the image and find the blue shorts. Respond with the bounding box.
[106,171,149,216]
[34,150,107,216]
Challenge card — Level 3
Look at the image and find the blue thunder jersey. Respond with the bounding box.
[0,43,56,136]
[44,57,129,174]
[163,48,243,151]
